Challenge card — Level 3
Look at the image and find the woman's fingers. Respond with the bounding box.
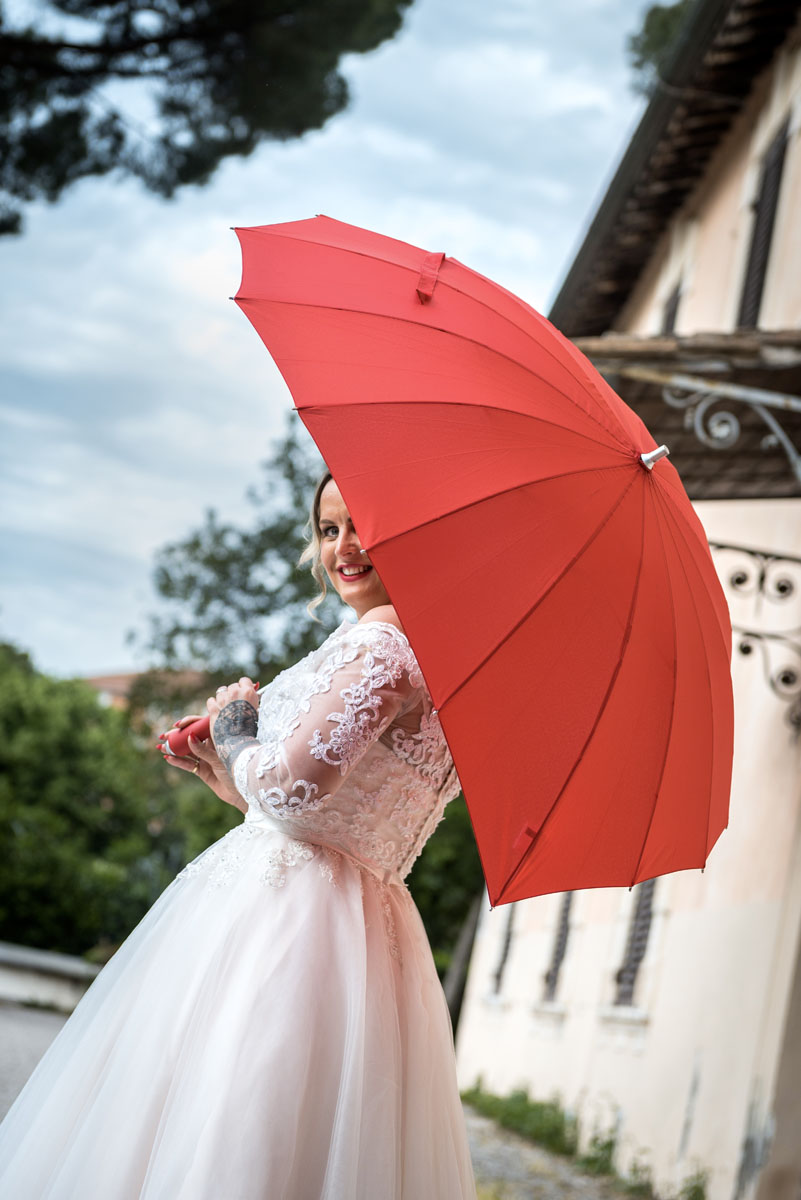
[162,752,200,773]
[188,734,216,760]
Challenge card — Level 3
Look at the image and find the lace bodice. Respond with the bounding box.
[231,618,461,880]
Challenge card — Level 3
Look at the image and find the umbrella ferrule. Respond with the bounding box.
[640,444,670,471]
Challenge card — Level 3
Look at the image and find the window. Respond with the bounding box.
[661,281,681,334]
[614,877,656,1006]
[737,117,790,329]
[543,891,573,1002]
[491,903,516,995]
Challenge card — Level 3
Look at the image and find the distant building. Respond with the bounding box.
[83,669,208,737]
[83,672,145,711]
[84,670,206,711]
[456,3,801,1199]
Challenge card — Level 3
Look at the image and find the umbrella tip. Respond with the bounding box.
[640,444,670,471]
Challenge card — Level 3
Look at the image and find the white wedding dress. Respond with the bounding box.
[0,619,477,1199]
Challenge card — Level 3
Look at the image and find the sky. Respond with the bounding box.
[0,0,648,678]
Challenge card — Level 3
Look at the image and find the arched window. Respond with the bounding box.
[614,877,656,1006]
[543,891,573,1002]
[491,903,516,995]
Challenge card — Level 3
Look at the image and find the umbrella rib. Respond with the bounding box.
[628,484,680,888]
[239,295,634,453]
[361,461,634,554]
[438,473,640,711]
[494,480,648,905]
[651,486,723,861]
[665,490,721,862]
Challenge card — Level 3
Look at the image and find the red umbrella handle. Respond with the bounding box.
[163,716,211,757]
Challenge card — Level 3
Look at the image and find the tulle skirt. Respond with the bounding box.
[0,820,476,1199]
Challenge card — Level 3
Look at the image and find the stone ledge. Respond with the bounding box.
[0,941,101,1014]
[0,941,100,981]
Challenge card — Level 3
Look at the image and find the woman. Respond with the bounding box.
[0,472,477,1199]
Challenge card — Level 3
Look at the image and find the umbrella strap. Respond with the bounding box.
[416,251,445,303]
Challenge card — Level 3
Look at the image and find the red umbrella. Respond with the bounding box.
[233,215,733,907]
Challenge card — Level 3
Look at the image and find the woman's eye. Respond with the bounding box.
[321,526,337,537]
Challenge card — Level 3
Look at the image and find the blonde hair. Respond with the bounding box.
[298,469,334,620]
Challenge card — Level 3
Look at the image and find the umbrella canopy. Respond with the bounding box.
[234,215,734,906]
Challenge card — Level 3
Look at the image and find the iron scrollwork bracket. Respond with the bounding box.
[708,541,801,733]
[618,367,801,486]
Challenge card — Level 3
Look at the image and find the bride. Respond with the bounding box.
[0,472,477,1199]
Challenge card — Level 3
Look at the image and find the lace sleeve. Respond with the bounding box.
[232,623,420,819]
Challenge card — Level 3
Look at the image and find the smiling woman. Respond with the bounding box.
[298,468,393,619]
[320,477,392,614]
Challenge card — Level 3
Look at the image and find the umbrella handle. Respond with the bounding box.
[162,716,211,757]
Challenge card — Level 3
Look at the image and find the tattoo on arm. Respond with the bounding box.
[213,699,259,777]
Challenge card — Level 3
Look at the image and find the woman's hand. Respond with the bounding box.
[159,712,247,814]
[207,678,260,777]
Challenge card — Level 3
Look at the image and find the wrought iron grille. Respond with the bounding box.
[708,541,801,732]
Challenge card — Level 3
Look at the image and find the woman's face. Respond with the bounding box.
[318,479,391,618]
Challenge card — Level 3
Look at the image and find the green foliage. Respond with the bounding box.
[464,1082,712,1197]
[0,643,153,953]
[623,1157,656,1198]
[679,1168,708,1200]
[0,639,245,957]
[0,0,413,234]
[461,1085,579,1157]
[577,1129,617,1175]
[626,0,694,95]
[0,642,35,674]
[406,795,483,975]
